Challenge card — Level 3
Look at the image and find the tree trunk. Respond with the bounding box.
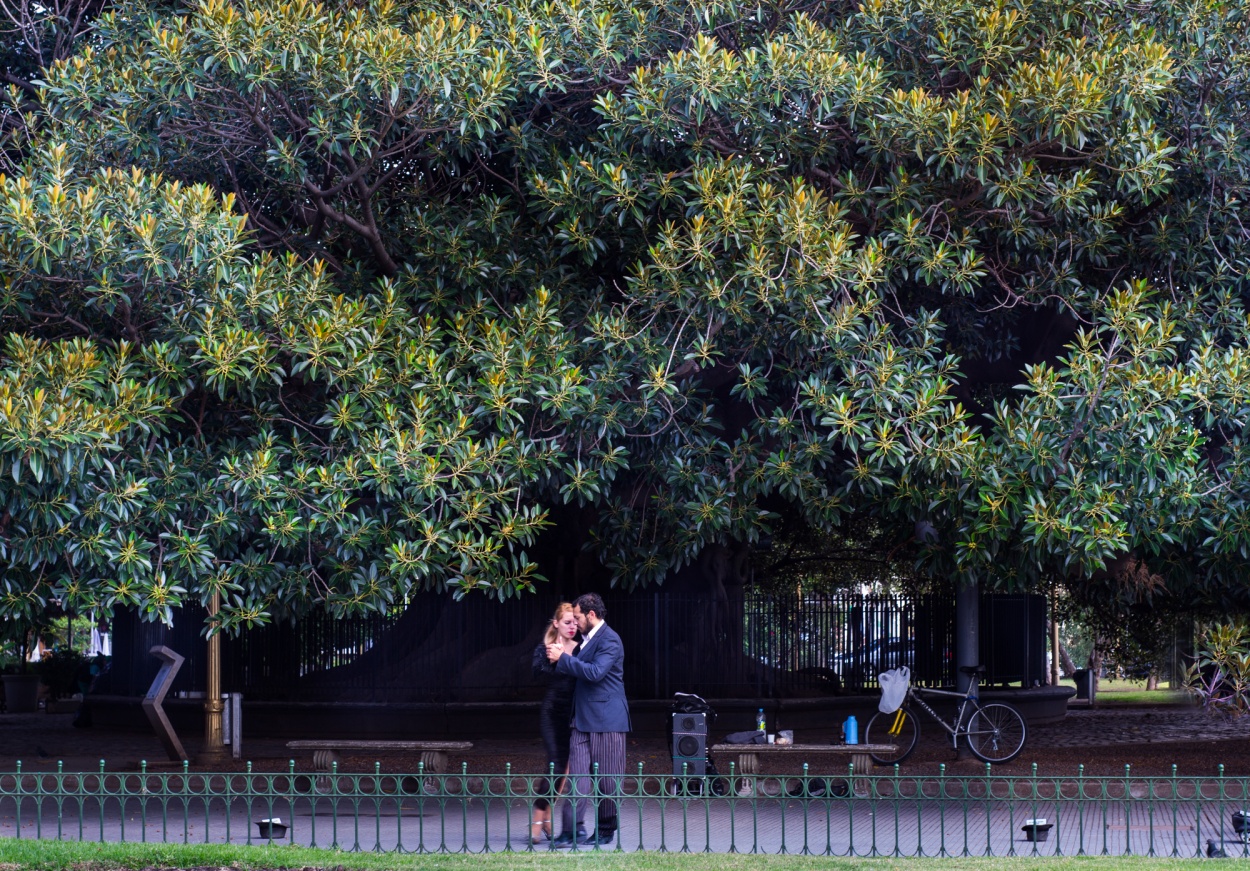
[641,541,778,696]
[1048,622,1077,678]
[1146,672,1159,691]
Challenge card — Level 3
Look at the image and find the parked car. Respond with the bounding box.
[831,637,913,687]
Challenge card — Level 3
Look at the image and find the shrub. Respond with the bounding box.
[1184,623,1250,717]
[35,647,90,698]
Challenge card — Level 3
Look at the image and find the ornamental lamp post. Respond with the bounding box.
[200,590,230,765]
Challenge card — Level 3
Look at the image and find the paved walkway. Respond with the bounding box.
[3,781,1249,856]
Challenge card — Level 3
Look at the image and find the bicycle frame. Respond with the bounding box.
[870,670,1027,765]
[897,683,981,749]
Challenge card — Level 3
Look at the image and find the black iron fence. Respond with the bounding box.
[102,590,1051,703]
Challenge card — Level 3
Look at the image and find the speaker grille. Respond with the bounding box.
[677,735,700,757]
[679,715,697,732]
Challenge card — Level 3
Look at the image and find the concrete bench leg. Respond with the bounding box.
[849,751,873,796]
[419,750,448,774]
[415,751,449,795]
[312,750,342,791]
[312,750,342,772]
[733,753,762,797]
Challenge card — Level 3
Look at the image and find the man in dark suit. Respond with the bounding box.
[546,592,630,847]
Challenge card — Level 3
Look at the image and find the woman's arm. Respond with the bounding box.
[533,641,556,678]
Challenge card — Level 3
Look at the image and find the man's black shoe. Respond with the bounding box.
[579,830,614,847]
[552,827,588,849]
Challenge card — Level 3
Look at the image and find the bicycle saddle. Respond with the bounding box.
[958,665,987,675]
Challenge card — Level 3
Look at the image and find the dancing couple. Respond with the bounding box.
[530,593,630,847]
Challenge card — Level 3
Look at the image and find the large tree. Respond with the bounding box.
[0,0,1246,631]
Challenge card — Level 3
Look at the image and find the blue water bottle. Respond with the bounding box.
[843,715,858,745]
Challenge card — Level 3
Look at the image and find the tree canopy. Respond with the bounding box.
[0,0,1247,630]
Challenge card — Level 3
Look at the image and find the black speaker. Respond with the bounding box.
[672,712,707,776]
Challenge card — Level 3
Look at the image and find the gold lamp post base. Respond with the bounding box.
[199,591,231,767]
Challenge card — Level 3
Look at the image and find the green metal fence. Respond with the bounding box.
[2,760,1249,857]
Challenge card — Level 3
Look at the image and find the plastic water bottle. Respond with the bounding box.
[844,715,858,745]
[756,708,766,732]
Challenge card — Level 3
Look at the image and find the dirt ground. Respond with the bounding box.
[366,705,1250,780]
[2,703,1247,780]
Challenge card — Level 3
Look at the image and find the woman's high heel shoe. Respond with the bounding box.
[530,821,551,844]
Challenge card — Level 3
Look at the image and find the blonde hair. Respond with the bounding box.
[544,602,575,646]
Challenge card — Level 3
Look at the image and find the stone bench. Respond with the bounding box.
[710,743,895,777]
[286,740,473,774]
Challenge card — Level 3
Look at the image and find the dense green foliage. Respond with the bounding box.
[0,0,1246,628]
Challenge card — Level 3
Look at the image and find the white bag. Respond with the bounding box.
[877,666,910,713]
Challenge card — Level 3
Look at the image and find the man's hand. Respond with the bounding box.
[546,642,563,663]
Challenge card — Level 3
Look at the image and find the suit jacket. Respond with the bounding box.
[554,622,632,733]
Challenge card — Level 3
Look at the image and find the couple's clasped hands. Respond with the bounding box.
[547,635,577,662]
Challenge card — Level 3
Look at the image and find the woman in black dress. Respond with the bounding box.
[531,602,580,842]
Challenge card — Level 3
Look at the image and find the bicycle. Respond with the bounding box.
[863,665,1027,764]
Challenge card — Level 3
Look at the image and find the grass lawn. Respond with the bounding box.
[1094,689,1191,706]
[1053,678,1192,707]
[0,839,1224,869]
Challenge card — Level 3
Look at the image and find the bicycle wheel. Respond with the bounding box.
[865,706,920,765]
[966,703,1027,762]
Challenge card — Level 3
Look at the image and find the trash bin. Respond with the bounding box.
[1073,669,1092,701]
